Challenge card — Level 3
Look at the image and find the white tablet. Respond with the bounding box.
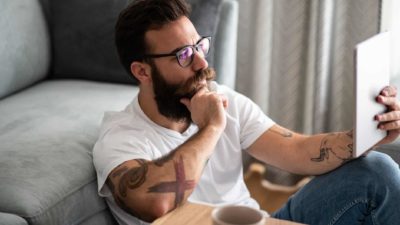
[353,31,391,157]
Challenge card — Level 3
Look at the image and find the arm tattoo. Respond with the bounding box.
[106,177,144,220]
[109,155,196,217]
[311,133,353,164]
[118,159,148,197]
[270,127,293,137]
[112,166,129,178]
[346,130,353,138]
[148,155,195,207]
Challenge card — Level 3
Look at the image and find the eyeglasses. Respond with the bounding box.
[144,36,211,67]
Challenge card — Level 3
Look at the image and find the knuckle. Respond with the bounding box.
[392,85,398,92]
[388,112,395,120]
[396,103,400,111]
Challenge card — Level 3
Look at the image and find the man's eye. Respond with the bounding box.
[178,48,192,60]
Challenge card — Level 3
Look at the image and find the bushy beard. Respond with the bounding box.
[150,62,216,122]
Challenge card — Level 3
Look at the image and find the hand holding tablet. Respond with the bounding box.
[354,31,400,157]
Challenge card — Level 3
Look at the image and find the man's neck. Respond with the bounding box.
[138,91,191,133]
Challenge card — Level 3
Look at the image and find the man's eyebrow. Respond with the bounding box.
[170,46,185,53]
[169,37,202,53]
[168,45,190,54]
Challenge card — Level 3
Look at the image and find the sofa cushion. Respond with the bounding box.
[79,209,117,225]
[0,213,28,225]
[50,0,135,85]
[50,0,222,85]
[0,80,137,224]
[0,0,50,99]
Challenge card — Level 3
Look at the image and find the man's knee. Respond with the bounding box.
[355,151,400,186]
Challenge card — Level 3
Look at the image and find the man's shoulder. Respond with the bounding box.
[97,101,146,139]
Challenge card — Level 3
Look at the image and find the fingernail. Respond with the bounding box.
[375,115,379,121]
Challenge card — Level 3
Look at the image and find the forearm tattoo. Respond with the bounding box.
[311,132,353,164]
[148,155,195,207]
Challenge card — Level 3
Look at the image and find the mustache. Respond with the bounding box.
[175,68,216,98]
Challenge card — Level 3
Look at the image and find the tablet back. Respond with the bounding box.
[354,32,391,157]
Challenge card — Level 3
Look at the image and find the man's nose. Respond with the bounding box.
[191,50,208,71]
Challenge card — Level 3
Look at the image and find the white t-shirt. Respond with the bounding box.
[93,82,275,225]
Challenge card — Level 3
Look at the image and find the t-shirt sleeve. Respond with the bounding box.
[212,83,275,150]
[92,113,153,197]
[235,92,275,150]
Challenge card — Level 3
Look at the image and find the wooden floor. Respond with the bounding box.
[244,163,311,214]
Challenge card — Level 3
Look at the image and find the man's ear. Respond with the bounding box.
[130,61,152,84]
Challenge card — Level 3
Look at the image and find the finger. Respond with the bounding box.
[219,94,228,108]
[190,87,209,99]
[197,86,209,94]
[376,130,400,146]
[376,95,399,109]
[378,120,400,131]
[380,86,397,97]
[180,98,191,108]
[375,111,400,122]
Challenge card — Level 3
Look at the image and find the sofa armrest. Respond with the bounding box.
[214,0,238,89]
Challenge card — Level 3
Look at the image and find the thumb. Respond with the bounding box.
[219,94,228,109]
[180,98,190,108]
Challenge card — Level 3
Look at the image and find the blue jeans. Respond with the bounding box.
[272,151,400,225]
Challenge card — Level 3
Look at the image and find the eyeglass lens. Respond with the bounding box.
[177,38,210,67]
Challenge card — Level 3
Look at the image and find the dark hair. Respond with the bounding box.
[115,0,191,83]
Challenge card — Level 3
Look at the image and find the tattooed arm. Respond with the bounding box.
[106,125,222,222]
[247,124,354,175]
[248,86,400,175]
[106,88,227,222]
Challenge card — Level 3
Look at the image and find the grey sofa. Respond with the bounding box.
[0,0,238,224]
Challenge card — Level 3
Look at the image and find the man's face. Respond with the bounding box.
[144,16,215,122]
[150,60,215,122]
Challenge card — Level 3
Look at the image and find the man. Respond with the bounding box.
[93,0,400,224]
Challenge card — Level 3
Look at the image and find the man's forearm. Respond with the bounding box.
[301,130,354,174]
[247,125,355,176]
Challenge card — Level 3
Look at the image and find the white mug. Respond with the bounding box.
[211,205,266,225]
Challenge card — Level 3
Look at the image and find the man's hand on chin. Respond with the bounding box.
[180,87,227,131]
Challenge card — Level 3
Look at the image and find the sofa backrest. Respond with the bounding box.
[0,0,236,98]
[49,0,223,85]
[49,0,135,85]
[0,0,51,99]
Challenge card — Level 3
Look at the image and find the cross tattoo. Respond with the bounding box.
[148,155,195,207]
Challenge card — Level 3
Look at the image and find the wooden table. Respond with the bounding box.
[152,203,305,225]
